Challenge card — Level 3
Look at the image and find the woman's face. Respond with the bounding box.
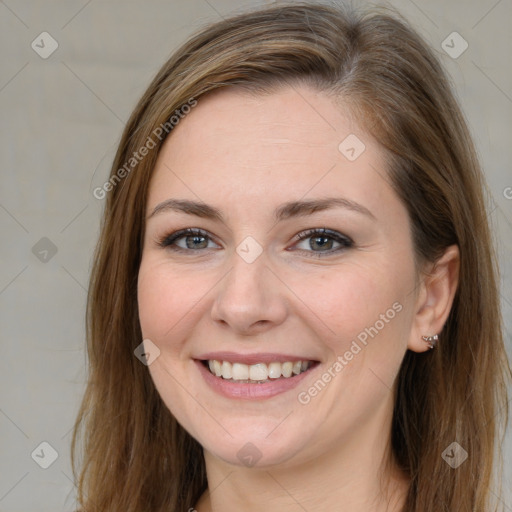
[138,85,419,468]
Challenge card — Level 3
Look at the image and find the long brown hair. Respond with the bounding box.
[72,3,511,510]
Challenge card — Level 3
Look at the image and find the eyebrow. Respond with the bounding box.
[148,197,375,222]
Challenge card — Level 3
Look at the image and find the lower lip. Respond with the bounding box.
[194,360,317,400]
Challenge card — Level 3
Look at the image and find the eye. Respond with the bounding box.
[157,227,353,257]
[291,228,353,257]
[158,228,220,252]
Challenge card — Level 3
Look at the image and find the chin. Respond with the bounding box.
[195,420,316,470]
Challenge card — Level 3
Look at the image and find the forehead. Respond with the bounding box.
[160,85,362,159]
[148,85,390,216]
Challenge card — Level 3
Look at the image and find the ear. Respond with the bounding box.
[408,245,460,353]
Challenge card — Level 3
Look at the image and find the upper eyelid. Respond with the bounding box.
[296,228,352,241]
[160,228,219,246]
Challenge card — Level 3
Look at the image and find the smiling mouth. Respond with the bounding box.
[202,359,318,383]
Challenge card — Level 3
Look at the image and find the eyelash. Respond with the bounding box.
[157,227,354,258]
[294,228,354,256]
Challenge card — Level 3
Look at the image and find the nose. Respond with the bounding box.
[210,249,288,335]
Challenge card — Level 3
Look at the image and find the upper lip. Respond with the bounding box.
[195,351,319,365]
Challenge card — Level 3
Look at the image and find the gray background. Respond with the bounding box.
[0,0,511,510]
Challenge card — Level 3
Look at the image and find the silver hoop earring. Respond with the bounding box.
[422,334,438,349]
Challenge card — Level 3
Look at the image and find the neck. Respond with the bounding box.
[195,392,410,512]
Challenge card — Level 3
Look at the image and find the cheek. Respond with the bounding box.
[137,259,201,347]
[137,260,207,435]
[284,261,408,343]
[282,258,414,397]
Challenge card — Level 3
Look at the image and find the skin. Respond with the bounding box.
[137,84,459,512]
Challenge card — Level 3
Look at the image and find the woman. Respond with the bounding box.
[72,2,511,511]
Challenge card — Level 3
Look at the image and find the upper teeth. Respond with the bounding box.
[207,360,312,381]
